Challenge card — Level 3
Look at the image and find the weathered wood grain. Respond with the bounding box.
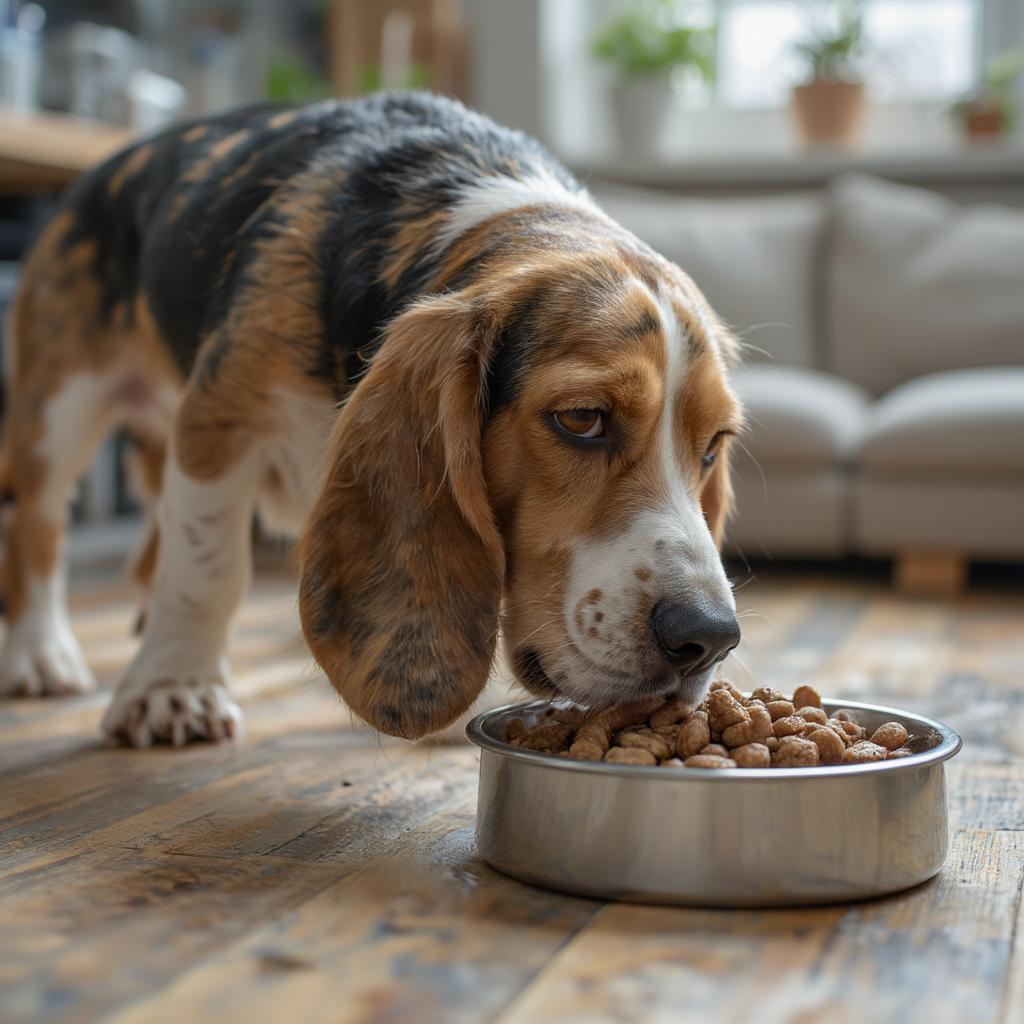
[498,829,1024,1024]
[0,567,1021,1024]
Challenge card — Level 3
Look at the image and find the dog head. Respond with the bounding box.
[298,225,743,738]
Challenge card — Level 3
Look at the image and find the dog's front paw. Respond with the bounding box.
[0,619,96,697]
[102,670,243,748]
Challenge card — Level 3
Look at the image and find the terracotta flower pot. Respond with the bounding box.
[962,102,1006,139]
[791,79,865,147]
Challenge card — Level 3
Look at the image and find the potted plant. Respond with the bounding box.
[591,0,715,154]
[790,1,865,147]
[952,49,1024,140]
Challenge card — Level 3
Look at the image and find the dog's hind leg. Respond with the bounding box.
[0,369,118,696]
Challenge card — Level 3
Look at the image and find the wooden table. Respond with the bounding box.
[0,108,132,193]
[0,566,1021,1023]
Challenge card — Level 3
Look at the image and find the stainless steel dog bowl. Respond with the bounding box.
[467,699,961,907]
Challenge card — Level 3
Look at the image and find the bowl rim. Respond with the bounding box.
[466,697,962,781]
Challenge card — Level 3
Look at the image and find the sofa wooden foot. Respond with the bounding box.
[893,551,968,594]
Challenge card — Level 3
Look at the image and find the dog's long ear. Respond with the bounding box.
[701,445,734,550]
[298,295,504,739]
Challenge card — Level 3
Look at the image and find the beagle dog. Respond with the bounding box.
[0,92,742,746]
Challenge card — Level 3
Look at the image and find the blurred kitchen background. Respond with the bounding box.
[1,0,1022,587]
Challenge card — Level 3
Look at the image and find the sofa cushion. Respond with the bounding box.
[857,367,1024,475]
[828,174,1024,395]
[594,185,824,367]
[732,364,868,470]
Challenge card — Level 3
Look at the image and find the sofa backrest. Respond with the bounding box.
[827,174,1024,395]
[594,184,825,368]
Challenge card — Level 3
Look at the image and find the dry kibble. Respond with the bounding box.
[722,705,774,748]
[506,719,527,743]
[618,730,672,761]
[825,719,853,747]
[677,711,711,759]
[709,679,746,704]
[807,726,846,765]
[765,700,796,722]
[731,742,771,768]
[772,736,820,767]
[792,685,822,709]
[843,740,888,764]
[870,722,909,752]
[567,739,606,761]
[795,706,828,726]
[517,721,573,752]
[649,701,689,728]
[552,706,587,728]
[604,746,658,765]
[683,754,737,769]
[707,688,750,732]
[773,715,811,739]
[502,686,920,772]
[701,743,730,758]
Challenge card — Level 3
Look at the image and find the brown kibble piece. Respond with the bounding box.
[708,688,749,732]
[773,715,811,738]
[843,740,888,763]
[792,685,822,709]
[750,686,785,704]
[517,721,573,752]
[807,726,846,765]
[552,706,587,728]
[677,711,711,759]
[722,705,773,748]
[833,709,859,723]
[701,743,730,757]
[825,719,853,747]
[870,722,909,751]
[772,735,820,767]
[506,719,527,743]
[683,754,737,769]
[619,730,672,761]
[649,701,689,728]
[710,679,745,704]
[604,746,657,765]
[652,723,681,741]
[887,747,913,759]
[795,706,828,726]
[766,736,780,752]
[731,742,771,768]
[765,700,795,722]
[661,757,685,767]
[567,739,606,761]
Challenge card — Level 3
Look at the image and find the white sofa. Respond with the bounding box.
[596,174,1024,577]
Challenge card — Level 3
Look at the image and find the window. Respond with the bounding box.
[717,0,980,109]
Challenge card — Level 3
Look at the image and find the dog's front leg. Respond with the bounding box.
[102,443,260,747]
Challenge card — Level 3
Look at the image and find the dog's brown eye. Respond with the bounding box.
[702,431,728,469]
[554,409,605,439]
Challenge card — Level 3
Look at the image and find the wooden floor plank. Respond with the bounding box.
[497,829,1024,1024]
[2,567,1021,1023]
[105,812,600,1024]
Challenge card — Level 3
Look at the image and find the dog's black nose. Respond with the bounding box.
[651,598,741,674]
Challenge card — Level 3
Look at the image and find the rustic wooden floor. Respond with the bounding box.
[1,566,1022,1024]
